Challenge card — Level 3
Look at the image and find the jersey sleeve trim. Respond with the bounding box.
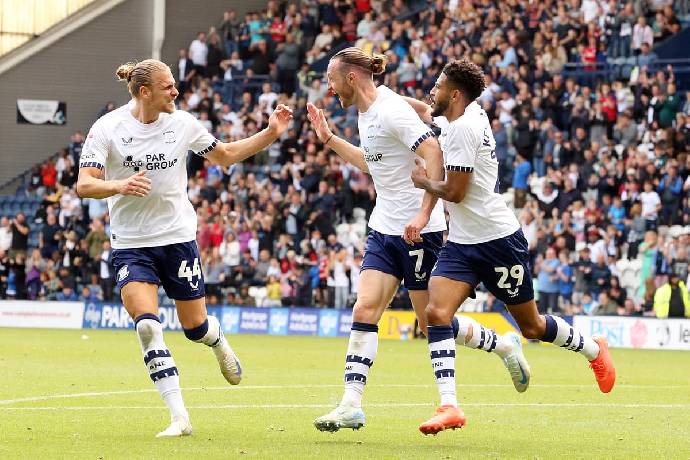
[79,161,105,170]
[410,131,435,152]
[193,140,218,157]
[446,165,474,173]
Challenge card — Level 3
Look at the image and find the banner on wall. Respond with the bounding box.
[82,302,223,331]
[573,315,690,350]
[0,301,83,329]
[0,300,521,341]
[16,99,66,125]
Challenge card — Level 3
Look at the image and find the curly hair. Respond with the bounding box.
[442,59,486,101]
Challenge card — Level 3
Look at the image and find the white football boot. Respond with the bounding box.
[156,416,193,438]
[314,405,366,432]
[502,331,531,393]
[212,330,242,385]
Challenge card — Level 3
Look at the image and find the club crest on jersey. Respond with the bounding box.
[123,155,144,172]
[163,130,176,144]
[117,265,129,282]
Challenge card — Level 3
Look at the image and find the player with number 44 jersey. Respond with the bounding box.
[77,59,292,437]
[405,59,616,435]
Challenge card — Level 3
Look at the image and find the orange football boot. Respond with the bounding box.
[419,405,467,435]
[589,336,616,393]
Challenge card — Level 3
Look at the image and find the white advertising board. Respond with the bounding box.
[573,315,690,350]
[0,301,84,329]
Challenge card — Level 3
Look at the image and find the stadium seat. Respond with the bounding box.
[616,259,630,273]
[248,286,268,307]
[669,225,684,239]
[352,207,367,223]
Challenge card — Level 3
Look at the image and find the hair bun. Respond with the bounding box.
[370,54,387,75]
[115,62,136,82]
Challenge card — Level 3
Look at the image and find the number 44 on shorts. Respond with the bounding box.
[178,258,201,289]
[494,264,524,298]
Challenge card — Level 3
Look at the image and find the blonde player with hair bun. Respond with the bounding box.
[77,59,292,437]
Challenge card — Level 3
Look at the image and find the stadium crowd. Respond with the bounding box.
[0,0,689,319]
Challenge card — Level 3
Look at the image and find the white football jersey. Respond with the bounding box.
[80,101,216,249]
[358,86,446,235]
[434,102,520,244]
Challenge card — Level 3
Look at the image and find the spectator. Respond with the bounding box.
[631,17,653,54]
[0,217,12,253]
[658,166,683,225]
[513,152,531,208]
[639,180,662,230]
[275,33,301,96]
[9,213,29,259]
[653,272,689,318]
[189,31,208,76]
[100,240,113,301]
[556,249,574,313]
[332,248,349,309]
[219,10,241,56]
[594,291,619,315]
[590,253,612,297]
[537,248,560,314]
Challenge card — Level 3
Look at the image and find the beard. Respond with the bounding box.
[335,88,354,108]
[430,98,449,117]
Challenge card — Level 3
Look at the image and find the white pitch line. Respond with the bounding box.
[0,383,686,406]
[2,402,690,411]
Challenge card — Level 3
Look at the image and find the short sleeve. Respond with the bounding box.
[443,122,479,173]
[385,100,435,153]
[186,113,218,156]
[79,122,108,170]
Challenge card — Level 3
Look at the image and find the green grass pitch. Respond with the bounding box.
[1,328,688,459]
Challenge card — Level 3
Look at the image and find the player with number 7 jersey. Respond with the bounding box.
[405,59,616,435]
[307,48,534,435]
[76,59,292,437]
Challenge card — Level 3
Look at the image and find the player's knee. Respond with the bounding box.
[425,302,450,326]
[352,300,379,323]
[519,322,544,340]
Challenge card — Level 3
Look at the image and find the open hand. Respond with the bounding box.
[306,102,332,143]
[268,104,293,137]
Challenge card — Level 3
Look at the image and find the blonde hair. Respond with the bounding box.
[115,59,170,98]
[332,47,387,75]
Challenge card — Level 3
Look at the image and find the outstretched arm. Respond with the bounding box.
[206,104,293,167]
[306,102,369,173]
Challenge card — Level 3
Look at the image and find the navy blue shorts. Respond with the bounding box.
[111,241,205,300]
[432,229,534,305]
[361,230,443,290]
